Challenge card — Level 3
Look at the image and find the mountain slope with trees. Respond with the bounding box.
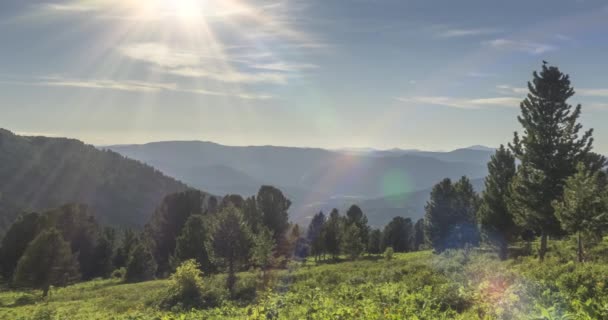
[0,129,189,233]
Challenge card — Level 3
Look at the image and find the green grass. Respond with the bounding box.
[2,241,608,319]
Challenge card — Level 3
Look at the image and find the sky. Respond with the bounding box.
[1,0,608,152]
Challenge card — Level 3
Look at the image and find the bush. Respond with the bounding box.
[384,247,394,261]
[159,260,205,310]
[111,268,126,280]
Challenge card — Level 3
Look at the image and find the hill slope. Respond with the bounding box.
[0,129,189,232]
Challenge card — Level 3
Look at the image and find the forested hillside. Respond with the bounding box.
[0,129,189,233]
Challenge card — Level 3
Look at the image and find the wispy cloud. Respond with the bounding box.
[119,43,202,68]
[0,76,273,100]
[167,68,289,85]
[578,89,608,97]
[397,96,521,109]
[484,39,557,54]
[118,42,310,85]
[252,62,318,72]
[40,77,178,92]
[467,72,497,78]
[40,3,100,12]
[438,27,501,38]
[498,84,608,97]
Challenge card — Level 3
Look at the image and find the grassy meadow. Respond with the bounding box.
[2,239,608,320]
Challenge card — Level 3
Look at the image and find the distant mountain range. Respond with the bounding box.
[108,141,495,226]
[0,129,189,233]
[0,128,496,231]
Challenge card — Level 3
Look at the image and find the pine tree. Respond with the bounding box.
[509,63,594,261]
[251,226,275,280]
[0,212,44,280]
[125,241,157,283]
[382,216,413,252]
[367,229,382,254]
[478,145,517,260]
[13,228,80,297]
[553,163,608,262]
[174,215,213,273]
[424,177,479,252]
[345,205,370,248]
[307,211,326,261]
[342,224,365,260]
[91,227,116,278]
[424,179,456,252]
[257,186,291,241]
[322,209,343,260]
[207,205,252,296]
[413,219,425,251]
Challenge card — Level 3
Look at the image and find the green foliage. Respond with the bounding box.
[251,227,276,271]
[382,216,414,252]
[345,205,369,248]
[2,243,608,319]
[160,260,205,310]
[0,212,44,280]
[307,211,326,260]
[478,145,518,259]
[145,190,217,275]
[424,177,479,253]
[13,228,80,297]
[383,247,394,261]
[207,205,252,295]
[321,209,342,259]
[509,63,595,260]
[553,162,608,261]
[341,224,365,259]
[367,228,382,254]
[414,218,425,250]
[256,186,291,241]
[173,214,213,273]
[125,242,157,283]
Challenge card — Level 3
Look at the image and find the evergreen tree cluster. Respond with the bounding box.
[305,205,425,261]
[423,63,608,262]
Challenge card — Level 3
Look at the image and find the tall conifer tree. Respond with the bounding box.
[509,63,594,261]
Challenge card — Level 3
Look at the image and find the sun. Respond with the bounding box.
[158,0,207,21]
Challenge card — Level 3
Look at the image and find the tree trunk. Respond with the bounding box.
[498,241,508,261]
[42,284,50,298]
[539,232,547,262]
[577,231,584,263]
[227,259,236,297]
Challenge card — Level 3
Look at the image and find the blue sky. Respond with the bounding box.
[1,0,608,152]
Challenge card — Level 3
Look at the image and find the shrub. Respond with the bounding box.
[384,247,394,261]
[111,267,126,279]
[160,260,205,310]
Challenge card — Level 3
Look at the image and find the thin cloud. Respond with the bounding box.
[119,42,304,85]
[119,43,202,68]
[168,68,289,85]
[397,96,521,109]
[1,76,272,100]
[438,27,501,38]
[40,3,100,12]
[578,89,608,97]
[498,84,608,97]
[484,39,557,54]
[251,62,319,72]
[468,72,497,78]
